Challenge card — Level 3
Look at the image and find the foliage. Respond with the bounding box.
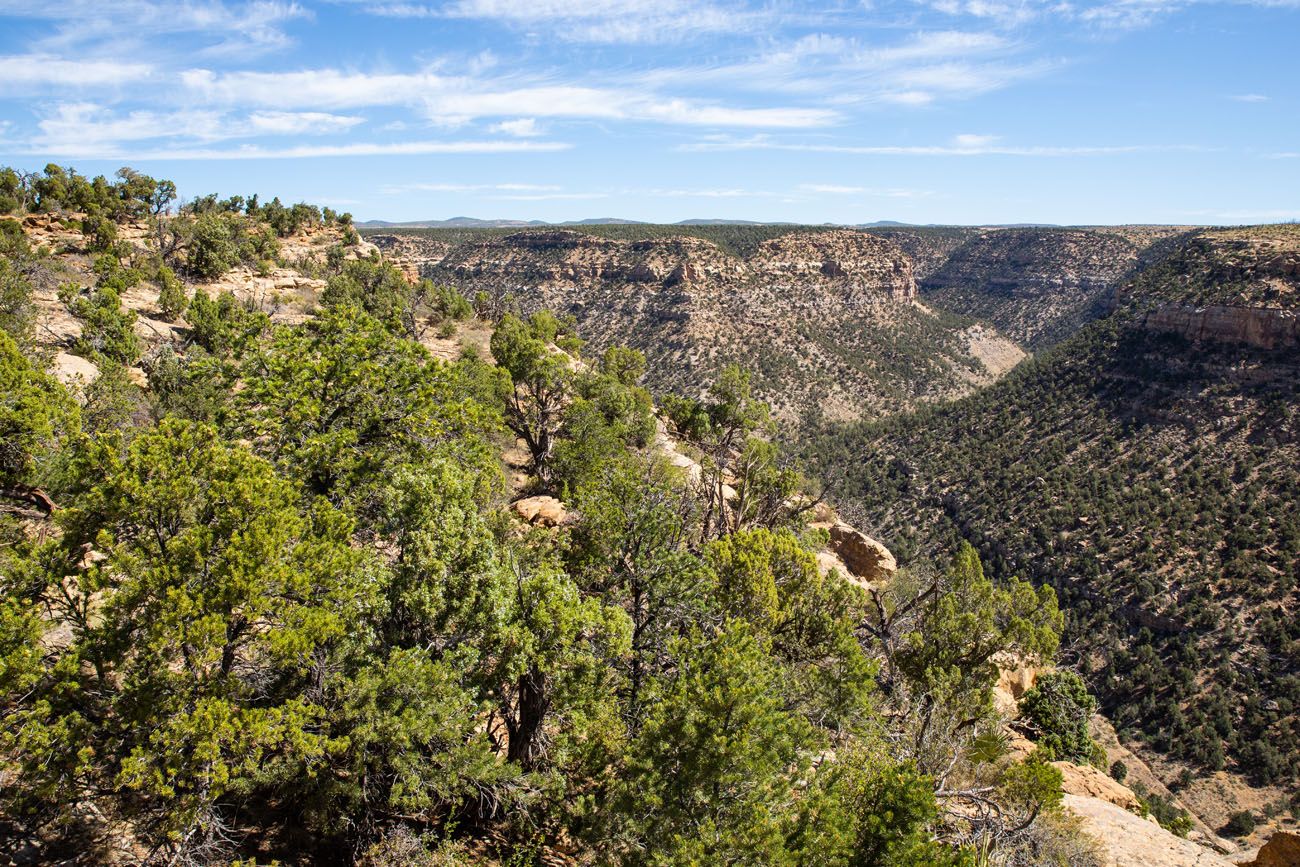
[0,331,79,491]
[1018,671,1100,764]
[1223,810,1256,837]
[491,312,574,485]
[185,289,269,357]
[0,255,37,349]
[236,304,499,503]
[155,264,188,319]
[187,211,239,279]
[0,192,1084,865]
[605,622,817,865]
[62,281,141,365]
[807,315,1300,784]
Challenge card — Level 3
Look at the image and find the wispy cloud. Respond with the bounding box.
[29,103,367,154]
[635,29,1051,107]
[680,134,1207,156]
[180,67,837,127]
[15,131,571,160]
[490,118,543,137]
[358,0,771,43]
[1,1,311,57]
[799,184,934,197]
[0,54,153,90]
[1230,93,1269,102]
[384,182,564,193]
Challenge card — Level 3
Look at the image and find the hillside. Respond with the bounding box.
[5,165,1214,867]
[369,226,1024,429]
[805,225,1300,826]
[914,227,1190,349]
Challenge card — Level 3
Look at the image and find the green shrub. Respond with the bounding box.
[187,211,237,279]
[156,265,188,320]
[1223,811,1256,837]
[1019,671,1099,764]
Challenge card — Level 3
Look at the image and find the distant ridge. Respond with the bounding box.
[357,217,1069,230]
[357,216,647,229]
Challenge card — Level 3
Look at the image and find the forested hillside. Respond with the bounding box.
[0,165,1133,866]
[806,228,1300,805]
[366,226,1024,432]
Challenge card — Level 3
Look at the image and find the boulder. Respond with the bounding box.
[511,496,567,528]
[1237,831,1300,867]
[1063,794,1237,867]
[51,352,99,385]
[993,658,1040,716]
[827,523,897,584]
[1054,761,1144,814]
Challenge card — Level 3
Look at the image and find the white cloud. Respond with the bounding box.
[490,192,611,200]
[490,118,542,137]
[181,67,837,127]
[680,134,1206,156]
[362,0,768,43]
[800,184,933,197]
[29,103,370,153]
[29,139,573,160]
[1230,93,1269,102]
[386,182,564,193]
[2,1,311,57]
[247,111,365,135]
[0,54,153,89]
[952,133,1000,147]
[635,29,1045,108]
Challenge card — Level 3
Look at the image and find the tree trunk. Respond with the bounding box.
[507,667,549,769]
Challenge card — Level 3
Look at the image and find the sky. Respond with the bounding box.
[0,0,1296,225]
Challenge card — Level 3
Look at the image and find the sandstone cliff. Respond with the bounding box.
[1122,225,1300,349]
[919,227,1179,349]
[372,227,1015,427]
[1143,303,1300,349]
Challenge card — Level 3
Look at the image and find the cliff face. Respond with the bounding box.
[372,227,1006,427]
[868,227,983,281]
[919,228,1175,349]
[1143,303,1300,350]
[406,228,915,300]
[1120,225,1300,349]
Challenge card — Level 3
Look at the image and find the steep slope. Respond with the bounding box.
[371,227,1022,428]
[917,227,1189,349]
[805,225,1300,809]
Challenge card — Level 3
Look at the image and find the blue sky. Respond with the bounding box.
[0,0,1296,225]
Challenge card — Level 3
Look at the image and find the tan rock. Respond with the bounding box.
[1064,793,1237,867]
[51,352,99,385]
[1055,761,1144,813]
[511,496,567,528]
[1144,303,1300,350]
[1237,831,1300,867]
[827,523,897,584]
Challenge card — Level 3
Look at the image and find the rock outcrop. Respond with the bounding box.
[920,228,1168,348]
[825,523,897,586]
[371,227,1013,427]
[510,496,568,527]
[1237,831,1300,867]
[1143,303,1300,350]
[1055,762,1145,813]
[1063,794,1237,867]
